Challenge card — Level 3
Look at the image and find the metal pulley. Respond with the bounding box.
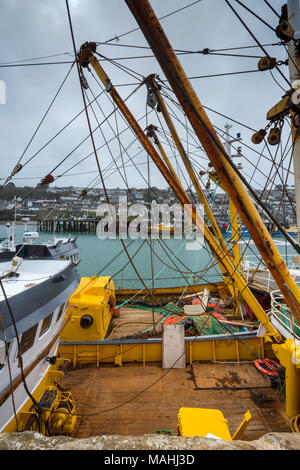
[80,71,89,90]
[258,57,277,71]
[251,129,267,145]
[146,124,158,138]
[275,5,294,42]
[293,113,300,128]
[12,163,22,176]
[276,19,294,42]
[267,126,281,146]
[146,88,158,108]
[41,174,54,185]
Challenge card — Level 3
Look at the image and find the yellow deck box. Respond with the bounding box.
[61,276,116,342]
[178,407,232,441]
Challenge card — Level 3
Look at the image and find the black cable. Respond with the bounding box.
[233,0,277,33]
[263,0,281,19]
[102,0,203,44]
[225,0,290,88]
[0,279,40,411]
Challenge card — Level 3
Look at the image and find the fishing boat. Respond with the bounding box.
[57,0,300,441]
[0,255,80,433]
[2,0,300,445]
[0,221,80,265]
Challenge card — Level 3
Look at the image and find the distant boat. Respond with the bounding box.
[0,222,80,265]
[272,224,298,237]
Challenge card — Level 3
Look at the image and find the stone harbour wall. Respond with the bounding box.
[0,431,300,450]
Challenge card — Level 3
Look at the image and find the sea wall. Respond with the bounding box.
[0,431,300,450]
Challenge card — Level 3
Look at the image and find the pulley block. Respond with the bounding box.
[267,126,281,146]
[12,163,22,175]
[291,88,300,110]
[147,89,158,109]
[41,174,54,185]
[275,19,294,42]
[80,72,89,90]
[258,57,277,71]
[293,113,300,128]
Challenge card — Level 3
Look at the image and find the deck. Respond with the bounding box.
[61,362,290,441]
[109,307,163,339]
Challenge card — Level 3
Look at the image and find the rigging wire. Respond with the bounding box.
[233,0,277,33]
[263,0,281,19]
[225,0,291,88]
[102,0,204,44]
[0,61,75,190]
[157,82,299,252]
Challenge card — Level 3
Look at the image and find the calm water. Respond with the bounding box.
[0,223,298,290]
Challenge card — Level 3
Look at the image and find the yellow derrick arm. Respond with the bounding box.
[146,120,236,300]
[147,79,229,255]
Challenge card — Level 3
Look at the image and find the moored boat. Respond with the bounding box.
[0,256,80,433]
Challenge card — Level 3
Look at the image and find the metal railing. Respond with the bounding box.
[240,254,299,291]
[270,290,300,341]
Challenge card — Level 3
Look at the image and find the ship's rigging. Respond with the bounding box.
[2,0,300,438]
[1,1,299,311]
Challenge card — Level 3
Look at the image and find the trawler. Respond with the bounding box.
[2,0,300,444]
[0,221,80,265]
[0,256,80,433]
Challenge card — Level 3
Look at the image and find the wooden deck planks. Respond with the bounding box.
[192,363,270,389]
[61,363,290,441]
[109,308,163,339]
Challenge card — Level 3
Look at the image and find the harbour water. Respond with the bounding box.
[0,223,298,290]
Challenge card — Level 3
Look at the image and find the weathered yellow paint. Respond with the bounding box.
[61,276,115,342]
[273,338,300,418]
[178,406,251,440]
[2,363,65,434]
[124,0,300,323]
[178,407,232,440]
[231,411,252,440]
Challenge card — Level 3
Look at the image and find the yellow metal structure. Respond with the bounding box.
[58,335,272,368]
[61,276,116,342]
[177,407,252,440]
[124,0,300,324]
[273,338,300,419]
[231,410,253,440]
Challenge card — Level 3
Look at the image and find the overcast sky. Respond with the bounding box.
[0,0,295,191]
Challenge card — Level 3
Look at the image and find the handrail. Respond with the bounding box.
[270,290,300,341]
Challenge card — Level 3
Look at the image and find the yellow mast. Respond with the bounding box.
[77,42,281,341]
[124,0,300,323]
[145,76,228,255]
[145,86,237,301]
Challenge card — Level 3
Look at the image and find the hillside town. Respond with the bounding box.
[0,182,296,230]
